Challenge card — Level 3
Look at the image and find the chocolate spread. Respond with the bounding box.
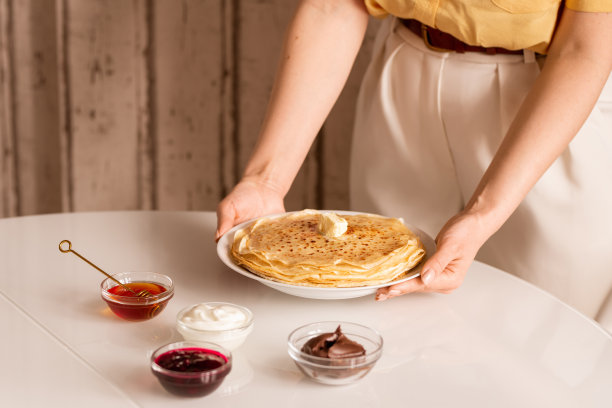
[301,325,366,359]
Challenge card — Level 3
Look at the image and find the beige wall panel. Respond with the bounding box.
[238,0,321,211]
[322,19,380,210]
[67,0,143,211]
[0,0,368,218]
[12,0,62,215]
[220,1,237,196]
[0,0,17,217]
[134,0,154,210]
[56,0,72,213]
[153,0,222,210]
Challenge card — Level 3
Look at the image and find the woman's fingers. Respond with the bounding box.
[375,240,471,300]
[418,244,460,290]
[215,200,237,241]
[375,276,424,300]
[215,179,287,242]
[374,210,487,301]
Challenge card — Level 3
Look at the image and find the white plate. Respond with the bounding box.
[216,211,436,300]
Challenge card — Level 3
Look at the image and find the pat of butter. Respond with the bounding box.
[318,212,348,238]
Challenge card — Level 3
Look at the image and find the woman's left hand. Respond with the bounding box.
[375,211,489,300]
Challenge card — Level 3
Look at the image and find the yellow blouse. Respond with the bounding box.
[364,0,612,53]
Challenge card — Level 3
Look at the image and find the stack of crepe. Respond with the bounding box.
[230,210,426,287]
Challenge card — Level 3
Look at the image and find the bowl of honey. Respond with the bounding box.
[100,272,174,321]
[151,341,232,397]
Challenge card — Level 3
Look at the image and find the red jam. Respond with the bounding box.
[153,348,231,397]
[103,281,170,321]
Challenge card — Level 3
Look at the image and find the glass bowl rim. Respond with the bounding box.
[287,321,384,367]
[176,302,254,333]
[150,341,233,379]
[100,271,174,304]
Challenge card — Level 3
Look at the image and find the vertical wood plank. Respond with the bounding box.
[237,0,322,211]
[322,19,380,210]
[11,0,63,215]
[66,0,143,211]
[135,0,154,210]
[0,0,18,217]
[56,0,73,212]
[219,0,237,197]
[153,0,223,210]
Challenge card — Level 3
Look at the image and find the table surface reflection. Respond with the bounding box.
[1,211,611,407]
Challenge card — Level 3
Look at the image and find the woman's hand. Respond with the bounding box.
[375,211,489,300]
[215,178,285,241]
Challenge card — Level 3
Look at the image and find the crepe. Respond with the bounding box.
[230,210,426,287]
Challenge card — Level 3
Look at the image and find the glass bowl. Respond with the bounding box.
[151,341,232,397]
[287,321,383,385]
[176,302,254,351]
[100,272,174,321]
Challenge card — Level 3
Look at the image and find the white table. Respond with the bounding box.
[1,211,611,407]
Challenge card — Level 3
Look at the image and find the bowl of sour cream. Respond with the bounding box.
[176,302,254,351]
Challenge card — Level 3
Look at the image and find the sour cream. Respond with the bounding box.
[176,302,254,351]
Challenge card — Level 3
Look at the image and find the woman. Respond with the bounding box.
[215,1,612,323]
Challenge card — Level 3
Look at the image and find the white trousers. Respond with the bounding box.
[350,18,612,322]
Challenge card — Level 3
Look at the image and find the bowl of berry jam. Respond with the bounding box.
[151,341,232,397]
[100,272,174,321]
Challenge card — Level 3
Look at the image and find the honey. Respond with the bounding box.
[103,281,171,321]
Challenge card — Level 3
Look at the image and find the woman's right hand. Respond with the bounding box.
[215,178,286,241]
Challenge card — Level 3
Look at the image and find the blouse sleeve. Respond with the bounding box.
[566,0,612,12]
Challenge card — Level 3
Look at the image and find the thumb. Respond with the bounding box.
[420,244,454,287]
[215,203,237,241]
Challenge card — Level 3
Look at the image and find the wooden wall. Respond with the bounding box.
[0,0,379,218]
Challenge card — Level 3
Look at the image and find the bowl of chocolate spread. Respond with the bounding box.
[287,322,383,385]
